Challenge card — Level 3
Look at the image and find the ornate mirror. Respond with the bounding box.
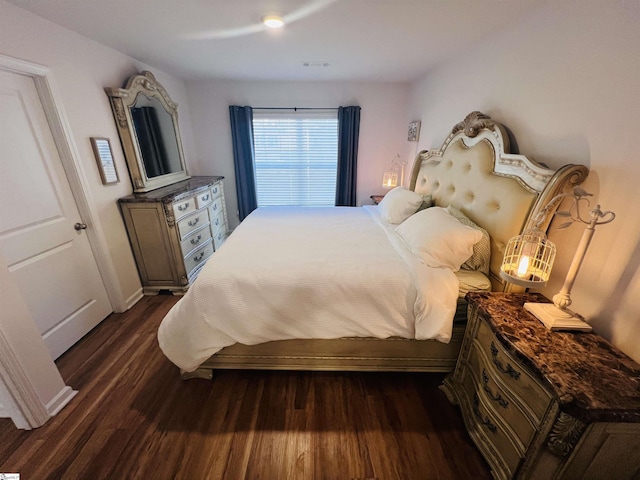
[105,71,189,192]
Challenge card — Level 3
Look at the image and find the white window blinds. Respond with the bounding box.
[252,109,338,207]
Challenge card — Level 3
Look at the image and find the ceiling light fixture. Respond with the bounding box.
[262,14,284,28]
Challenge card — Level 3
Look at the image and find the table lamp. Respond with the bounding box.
[500,187,615,331]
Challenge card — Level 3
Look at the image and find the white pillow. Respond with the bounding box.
[396,207,483,270]
[378,187,424,224]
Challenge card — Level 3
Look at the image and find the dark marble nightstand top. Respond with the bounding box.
[369,194,385,205]
[118,176,224,204]
[466,291,640,424]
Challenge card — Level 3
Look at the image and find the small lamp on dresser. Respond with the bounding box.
[382,170,398,189]
[382,154,406,188]
[500,187,615,332]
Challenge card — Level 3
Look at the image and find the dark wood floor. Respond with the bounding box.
[0,294,491,479]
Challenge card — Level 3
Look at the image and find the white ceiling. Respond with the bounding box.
[8,0,543,82]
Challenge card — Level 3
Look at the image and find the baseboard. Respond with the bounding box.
[123,288,144,311]
[46,386,77,417]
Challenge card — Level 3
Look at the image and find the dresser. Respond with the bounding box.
[119,176,228,294]
[441,292,640,480]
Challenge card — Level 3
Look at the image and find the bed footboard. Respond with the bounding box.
[181,324,466,380]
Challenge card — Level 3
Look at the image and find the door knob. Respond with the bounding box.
[74,222,88,231]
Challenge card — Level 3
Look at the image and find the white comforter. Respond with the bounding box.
[158,206,459,372]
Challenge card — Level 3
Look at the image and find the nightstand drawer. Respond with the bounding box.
[469,341,537,451]
[177,208,210,239]
[180,226,212,256]
[475,320,552,422]
[184,240,214,276]
[460,365,522,477]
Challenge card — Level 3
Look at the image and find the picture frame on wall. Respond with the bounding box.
[407,121,421,142]
[90,137,119,185]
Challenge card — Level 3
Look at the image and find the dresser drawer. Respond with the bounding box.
[460,365,522,477]
[172,197,196,219]
[177,208,210,239]
[210,182,222,199]
[195,189,213,209]
[184,240,214,276]
[213,225,227,250]
[475,320,552,423]
[211,208,225,234]
[180,226,212,256]
[469,342,537,451]
[209,195,224,218]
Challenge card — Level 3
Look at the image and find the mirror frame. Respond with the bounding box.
[105,71,189,192]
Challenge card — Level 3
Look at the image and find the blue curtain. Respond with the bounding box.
[335,106,361,206]
[229,106,258,221]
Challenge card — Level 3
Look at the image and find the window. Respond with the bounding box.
[252,110,338,207]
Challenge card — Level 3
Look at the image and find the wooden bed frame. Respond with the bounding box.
[182,112,588,380]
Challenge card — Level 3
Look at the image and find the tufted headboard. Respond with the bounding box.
[409,112,588,291]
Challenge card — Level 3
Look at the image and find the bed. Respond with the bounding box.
[158,111,588,380]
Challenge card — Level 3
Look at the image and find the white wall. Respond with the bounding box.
[185,80,413,228]
[0,0,197,309]
[408,2,640,362]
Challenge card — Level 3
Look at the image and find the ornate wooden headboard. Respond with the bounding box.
[409,112,588,290]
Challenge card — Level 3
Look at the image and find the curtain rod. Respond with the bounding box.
[252,107,338,111]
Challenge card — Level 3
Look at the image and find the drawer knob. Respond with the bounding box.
[178,202,190,211]
[490,341,521,380]
[193,252,205,262]
[482,369,509,408]
[203,194,210,201]
[473,393,497,433]
[190,235,202,245]
[213,204,218,210]
[188,217,200,227]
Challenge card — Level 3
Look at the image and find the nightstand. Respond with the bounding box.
[441,292,640,480]
[370,194,385,205]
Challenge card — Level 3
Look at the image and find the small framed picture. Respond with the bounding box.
[90,137,119,184]
[407,121,421,142]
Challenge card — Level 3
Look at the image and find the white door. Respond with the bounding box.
[0,69,112,360]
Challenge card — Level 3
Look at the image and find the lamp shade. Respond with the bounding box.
[500,229,556,288]
[382,171,398,188]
